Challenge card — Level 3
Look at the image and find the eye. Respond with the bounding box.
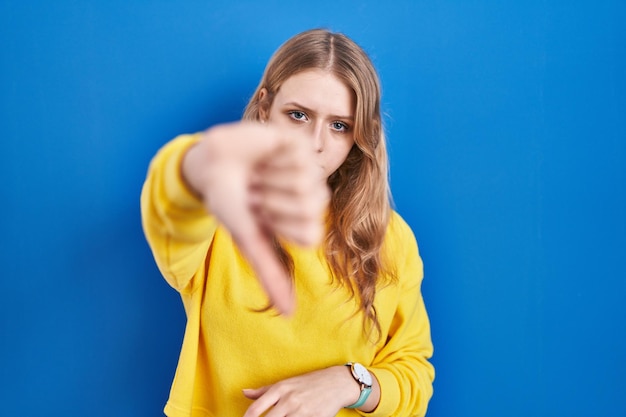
[288,111,308,122]
[331,121,350,132]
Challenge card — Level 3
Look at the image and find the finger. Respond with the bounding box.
[263,402,292,417]
[250,186,325,222]
[242,386,269,400]
[242,387,281,417]
[210,122,286,162]
[253,208,324,248]
[250,172,330,215]
[251,174,324,204]
[257,149,314,174]
[234,224,295,316]
[207,167,296,316]
[239,122,312,169]
[254,157,325,189]
[251,203,325,248]
[265,221,323,248]
[253,140,322,190]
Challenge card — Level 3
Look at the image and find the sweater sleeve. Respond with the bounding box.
[362,213,435,417]
[140,133,219,294]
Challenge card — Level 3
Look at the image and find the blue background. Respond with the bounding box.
[1,1,624,416]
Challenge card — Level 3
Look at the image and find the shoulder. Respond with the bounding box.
[385,210,419,250]
[382,210,424,284]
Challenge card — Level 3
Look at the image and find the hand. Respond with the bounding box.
[242,366,360,417]
[182,122,329,315]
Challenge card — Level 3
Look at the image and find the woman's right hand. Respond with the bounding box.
[181,122,329,315]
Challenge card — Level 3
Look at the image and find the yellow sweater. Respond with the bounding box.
[141,134,435,417]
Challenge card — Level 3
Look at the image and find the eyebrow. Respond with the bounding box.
[283,101,354,121]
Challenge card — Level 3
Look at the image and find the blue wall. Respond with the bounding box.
[1,1,624,416]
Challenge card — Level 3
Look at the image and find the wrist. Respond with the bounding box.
[181,129,226,204]
[322,365,361,408]
[342,365,363,408]
[344,362,373,409]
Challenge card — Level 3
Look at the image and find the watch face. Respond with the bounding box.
[353,363,373,386]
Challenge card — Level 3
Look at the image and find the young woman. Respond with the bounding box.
[141,29,434,417]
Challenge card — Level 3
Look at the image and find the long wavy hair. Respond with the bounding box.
[243,29,393,340]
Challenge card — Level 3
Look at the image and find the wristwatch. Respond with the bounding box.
[345,362,373,409]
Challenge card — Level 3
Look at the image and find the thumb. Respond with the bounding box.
[206,165,295,316]
[242,385,270,400]
[233,223,295,316]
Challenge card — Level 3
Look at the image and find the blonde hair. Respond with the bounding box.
[243,29,393,340]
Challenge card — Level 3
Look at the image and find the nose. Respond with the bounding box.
[312,123,325,153]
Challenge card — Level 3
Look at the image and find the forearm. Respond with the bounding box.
[140,134,218,290]
[180,128,218,202]
[326,365,380,412]
[242,365,381,417]
[361,213,435,416]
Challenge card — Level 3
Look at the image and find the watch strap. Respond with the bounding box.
[346,385,372,409]
[345,363,373,409]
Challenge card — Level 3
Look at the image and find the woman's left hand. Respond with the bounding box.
[242,366,360,417]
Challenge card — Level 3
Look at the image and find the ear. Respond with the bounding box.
[258,88,269,122]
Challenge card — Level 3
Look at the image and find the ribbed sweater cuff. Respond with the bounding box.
[163,134,205,211]
[358,367,399,417]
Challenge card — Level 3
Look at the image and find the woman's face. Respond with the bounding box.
[263,69,356,181]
